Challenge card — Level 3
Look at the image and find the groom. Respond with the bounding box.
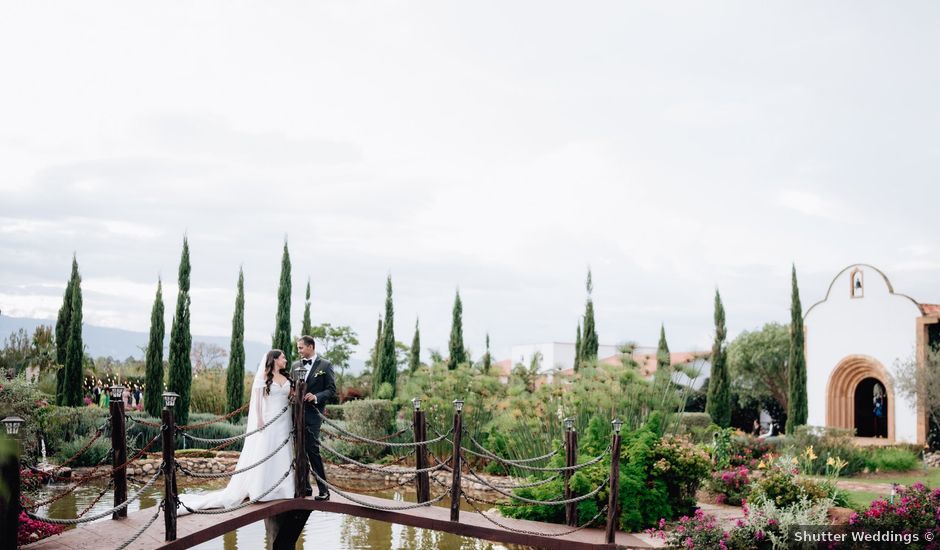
[293,335,336,500]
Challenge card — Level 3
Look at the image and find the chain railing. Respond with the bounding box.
[179,403,290,444]
[178,463,294,515]
[25,467,163,525]
[176,435,292,479]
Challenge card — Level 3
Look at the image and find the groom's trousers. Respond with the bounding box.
[305,415,328,495]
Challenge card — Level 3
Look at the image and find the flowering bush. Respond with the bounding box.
[652,435,712,514]
[707,465,751,505]
[19,468,50,491]
[748,456,828,508]
[849,482,940,540]
[18,511,65,546]
[728,435,774,469]
[648,509,732,549]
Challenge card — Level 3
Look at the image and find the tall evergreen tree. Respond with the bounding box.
[657,324,671,373]
[581,269,599,362]
[370,316,382,391]
[482,333,492,374]
[574,323,582,372]
[408,318,421,373]
[272,240,293,360]
[301,278,313,336]
[786,264,808,434]
[226,269,246,423]
[167,237,193,425]
[447,290,466,370]
[143,279,165,418]
[63,268,84,406]
[54,256,78,405]
[375,275,397,398]
[706,289,731,427]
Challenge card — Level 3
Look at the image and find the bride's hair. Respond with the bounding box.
[264,349,292,395]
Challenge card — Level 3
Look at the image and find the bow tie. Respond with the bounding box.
[302,359,313,366]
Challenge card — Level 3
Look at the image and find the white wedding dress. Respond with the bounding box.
[178,357,295,512]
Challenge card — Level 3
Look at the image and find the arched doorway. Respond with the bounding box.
[853,377,888,438]
[826,355,895,441]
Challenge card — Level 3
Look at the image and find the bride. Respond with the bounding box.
[178,349,296,512]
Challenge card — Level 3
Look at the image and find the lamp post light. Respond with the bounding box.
[453,399,464,413]
[612,419,623,434]
[563,417,574,431]
[162,392,179,409]
[1,416,25,549]
[412,397,422,411]
[1,416,24,437]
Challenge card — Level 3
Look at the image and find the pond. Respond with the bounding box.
[30,476,531,549]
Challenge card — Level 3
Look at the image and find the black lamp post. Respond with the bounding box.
[1,416,25,550]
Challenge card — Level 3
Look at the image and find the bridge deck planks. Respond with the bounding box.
[24,493,653,550]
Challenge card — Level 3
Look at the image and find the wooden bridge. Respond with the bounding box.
[4,375,652,550]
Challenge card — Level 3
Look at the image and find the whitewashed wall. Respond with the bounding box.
[804,265,922,442]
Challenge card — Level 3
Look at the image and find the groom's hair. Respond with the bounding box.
[298,335,316,348]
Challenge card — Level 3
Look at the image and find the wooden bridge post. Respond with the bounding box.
[109,385,128,519]
[564,418,577,526]
[449,399,464,522]
[604,419,623,544]
[0,416,24,550]
[412,398,430,503]
[162,392,180,542]
[293,369,309,498]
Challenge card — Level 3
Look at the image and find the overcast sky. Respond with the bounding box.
[1,2,938,362]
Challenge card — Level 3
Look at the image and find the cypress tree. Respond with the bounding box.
[54,256,78,405]
[167,237,193,426]
[226,268,246,423]
[581,270,599,362]
[301,278,312,337]
[408,318,421,373]
[786,264,808,434]
[63,267,84,406]
[657,324,671,373]
[447,290,466,370]
[706,289,731,427]
[272,240,293,360]
[377,275,397,398]
[143,279,165,418]
[370,316,382,392]
[482,333,492,374]
[574,323,582,372]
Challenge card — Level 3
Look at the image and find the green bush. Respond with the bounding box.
[126,411,248,452]
[190,371,228,415]
[53,435,111,467]
[675,412,714,442]
[326,399,396,463]
[36,405,109,458]
[324,404,344,420]
[748,457,829,508]
[651,434,711,516]
[784,426,868,475]
[863,446,920,472]
[0,375,52,461]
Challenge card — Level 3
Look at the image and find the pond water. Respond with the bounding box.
[32,476,531,549]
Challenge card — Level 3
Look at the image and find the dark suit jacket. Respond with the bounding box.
[290,356,336,421]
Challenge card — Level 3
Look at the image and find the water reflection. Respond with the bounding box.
[30,479,527,550]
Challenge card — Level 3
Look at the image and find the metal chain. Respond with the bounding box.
[26,467,163,525]
[327,472,420,494]
[487,473,561,490]
[76,478,114,518]
[464,445,610,473]
[178,463,294,515]
[312,471,448,511]
[464,461,609,506]
[125,414,162,428]
[114,499,165,550]
[467,434,561,464]
[181,404,290,444]
[463,492,609,537]
[314,408,446,448]
[177,435,292,479]
[321,426,411,446]
[178,402,250,430]
[318,438,444,475]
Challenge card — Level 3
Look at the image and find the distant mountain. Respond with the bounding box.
[0,314,366,374]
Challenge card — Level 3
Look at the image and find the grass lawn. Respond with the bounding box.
[847,467,940,487]
[843,489,886,510]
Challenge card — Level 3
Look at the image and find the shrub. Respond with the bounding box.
[324,404,345,420]
[748,457,829,508]
[18,511,65,546]
[36,405,109,458]
[0,375,53,460]
[850,482,940,540]
[728,435,775,468]
[676,412,714,442]
[53,435,111,467]
[784,426,867,475]
[707,466,752,505]
[126,411,248,452]
[327,399,396,462]
[652,434,712,515]
[863,446,920,473]
[190,370,229,415]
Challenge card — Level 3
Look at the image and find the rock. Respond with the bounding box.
[143,463,154,473]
